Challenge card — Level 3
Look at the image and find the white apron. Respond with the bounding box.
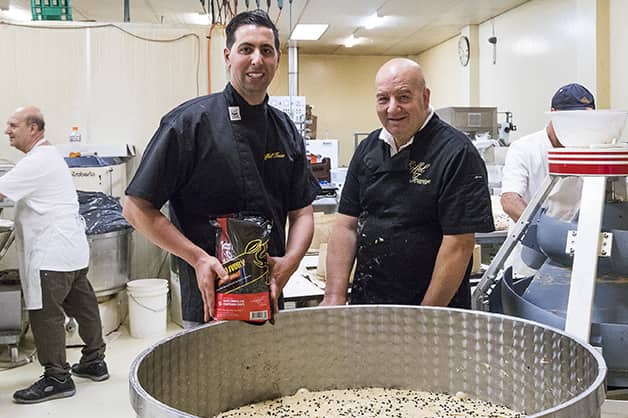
[14,203,87,310]
[14,199,49,309]
[2,139,89,309]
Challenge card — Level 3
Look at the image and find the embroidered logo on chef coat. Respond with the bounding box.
[408,160,431,185]
[264,151,286,160]
[228,106,241,121]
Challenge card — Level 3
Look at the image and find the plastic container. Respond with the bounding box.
[69,126,82,143]
[547,110,628,147]
[127,279,168,339]
[31,0,73,21]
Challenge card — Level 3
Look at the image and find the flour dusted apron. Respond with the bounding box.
[348,141,471,307]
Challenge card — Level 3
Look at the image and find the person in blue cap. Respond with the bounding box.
[501,83,595,222]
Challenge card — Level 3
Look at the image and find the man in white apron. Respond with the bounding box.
[0,106,108,404]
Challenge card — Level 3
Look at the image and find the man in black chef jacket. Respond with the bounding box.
[124,10,320,324]
[321,58,494,308]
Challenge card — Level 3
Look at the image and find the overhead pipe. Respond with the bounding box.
[206,23,219,94]
[124,0,130,22]
[288,40,298,97]
[287,0,297,113]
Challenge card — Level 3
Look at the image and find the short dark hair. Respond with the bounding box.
[25,114,45,131]
[225,9,280,51]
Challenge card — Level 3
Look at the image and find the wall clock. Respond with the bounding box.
[458,35,470,67]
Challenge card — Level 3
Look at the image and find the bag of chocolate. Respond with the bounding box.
[211,214,273,323]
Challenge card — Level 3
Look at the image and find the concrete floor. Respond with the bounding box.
[0,322,181,418]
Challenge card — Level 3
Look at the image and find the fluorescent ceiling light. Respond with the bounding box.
[344,34,359,48]
[184,12,211,25]
[290,24,328,41]
[363,12,384,30]
[0,5,31,22]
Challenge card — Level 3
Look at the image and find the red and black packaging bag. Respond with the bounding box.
[211,214,273,322]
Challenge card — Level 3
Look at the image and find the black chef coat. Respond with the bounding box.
[339,114,494,307]
[126,83,320,322]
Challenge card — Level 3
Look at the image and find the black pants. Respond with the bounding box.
[28,268,106,379]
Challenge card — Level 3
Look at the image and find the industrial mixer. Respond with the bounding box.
[130,306,606,418]
[0,217,22,363]
[0,159,25,365]
[473,110,628,387]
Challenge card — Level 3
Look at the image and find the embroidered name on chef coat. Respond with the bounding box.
[228,106,241,121]
[409,160,431,185]
[264,152,286,160]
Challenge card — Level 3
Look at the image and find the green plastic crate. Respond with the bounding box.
[31,0,73,21]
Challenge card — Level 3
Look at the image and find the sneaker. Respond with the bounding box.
[70,360,109,382]
[13,375,76,404]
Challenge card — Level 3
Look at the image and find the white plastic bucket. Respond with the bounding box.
[127,279,169,338]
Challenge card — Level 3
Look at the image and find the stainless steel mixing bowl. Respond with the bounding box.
[129,306,606,417]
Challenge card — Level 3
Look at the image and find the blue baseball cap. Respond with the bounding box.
[551,83,595,110]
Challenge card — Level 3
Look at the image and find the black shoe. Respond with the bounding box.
[13,375,76,404]
[71,360,109,382]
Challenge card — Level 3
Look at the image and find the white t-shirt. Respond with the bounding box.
[0,142,89,307]
[501,128,581,221]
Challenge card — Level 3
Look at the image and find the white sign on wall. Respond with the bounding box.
[269,96,306,124]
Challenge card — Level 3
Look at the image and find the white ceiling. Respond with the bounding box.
[10,0,530,55]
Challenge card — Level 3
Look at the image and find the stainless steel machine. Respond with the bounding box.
[0,219,22,363]
[86,229,131,297]
[0,160,25,364]
[435,106,498,140]
[130,306,606,417]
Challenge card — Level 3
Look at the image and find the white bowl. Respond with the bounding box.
[547,110,628,147]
